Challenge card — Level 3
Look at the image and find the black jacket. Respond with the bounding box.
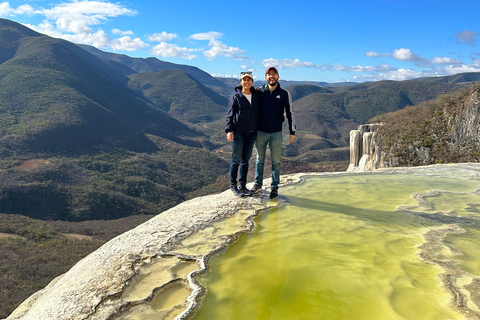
[225,86,259,134]
[257,84,296,135]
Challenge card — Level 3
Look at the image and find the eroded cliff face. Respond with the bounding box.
[451,89,480,153]
[348,86,480,172]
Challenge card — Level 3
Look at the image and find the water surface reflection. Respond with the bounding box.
[195,173,480,319]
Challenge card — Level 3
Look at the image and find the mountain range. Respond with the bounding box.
[1,17,480,222]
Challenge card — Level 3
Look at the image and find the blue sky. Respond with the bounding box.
[1,0,479,83]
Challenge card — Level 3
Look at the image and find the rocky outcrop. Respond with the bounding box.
[348,86,480,171]
[451,89,480,151]
[347,123,383,172]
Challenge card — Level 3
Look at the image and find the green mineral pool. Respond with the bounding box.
[194,173,480,320]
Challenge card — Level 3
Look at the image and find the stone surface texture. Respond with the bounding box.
[5,176,306,320]
[5,190,260,320]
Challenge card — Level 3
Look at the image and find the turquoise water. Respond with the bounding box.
[194,173,480,320]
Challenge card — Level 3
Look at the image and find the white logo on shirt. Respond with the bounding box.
[276,95,281,99]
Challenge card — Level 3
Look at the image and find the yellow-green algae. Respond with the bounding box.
[118,280,190,320]
[118,209,261,319]
[194,173,480,320]
[116,165,480,320]
[122,256,198,302]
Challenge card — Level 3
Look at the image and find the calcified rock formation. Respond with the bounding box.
[4,175,305,320]
[451,88,480,152]
[347,123,383,172]
[5,190,261,320]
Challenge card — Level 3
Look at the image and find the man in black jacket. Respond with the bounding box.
[251,67,295,199]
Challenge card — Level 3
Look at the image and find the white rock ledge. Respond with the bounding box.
[5,174,315,320]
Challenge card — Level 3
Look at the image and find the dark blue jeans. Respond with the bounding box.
[230,132,256,187]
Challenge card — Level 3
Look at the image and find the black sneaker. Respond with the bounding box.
[250,184,262,194]
[240,185,252,196]
[230,185,243,197]
[269,188,278,199]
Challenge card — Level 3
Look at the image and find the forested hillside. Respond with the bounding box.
[127,69,228,123]
[0,18,228,222]
[373,84,480,166]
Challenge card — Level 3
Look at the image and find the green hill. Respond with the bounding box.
[128,69,228,123]
[373,84,480,166]
[0,27,200,155]
[0,19,229,223]
[286,84,334,101]
[80,44,232,97]
[288,78,469,151]
[415,72,480,84]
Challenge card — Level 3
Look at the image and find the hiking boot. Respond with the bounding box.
[240,185,252,196]
[269,188,278,199]
[250,184,262,194]
[230,185,243,197]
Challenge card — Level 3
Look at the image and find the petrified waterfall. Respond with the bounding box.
[347,123,383,172]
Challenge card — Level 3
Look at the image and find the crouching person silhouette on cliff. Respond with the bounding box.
[250,66,296,199]
[225,71,259,197]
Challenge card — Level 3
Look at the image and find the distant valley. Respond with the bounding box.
[1,18,479,222]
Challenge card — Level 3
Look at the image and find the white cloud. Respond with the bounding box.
[365,51,381,57]
[147,31,177,42]
[333,64,396,73]
[455,30,478,45]
[112,28,134,36]
[63,29,110,48]
[385,68,431,80]
[211,73,239,78]
[110,36,148,51]
[392,48,422,61]
[41,0,136,34]
[24,20,62,37]
[432,57,462,64]
[346,60,480,82]
[151,42,199,60]
[189,31,223,40]
[0,2,37,16]
[203,39,246,60]
[262,58,319,69]
[392,48,431,68]
[29,22,148,51]
[12,1,150,52]
[444,64,480,74]
[360,68,435,82]
[365,51,390,58]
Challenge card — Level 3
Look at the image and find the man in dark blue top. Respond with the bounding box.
[251,66,296,199]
